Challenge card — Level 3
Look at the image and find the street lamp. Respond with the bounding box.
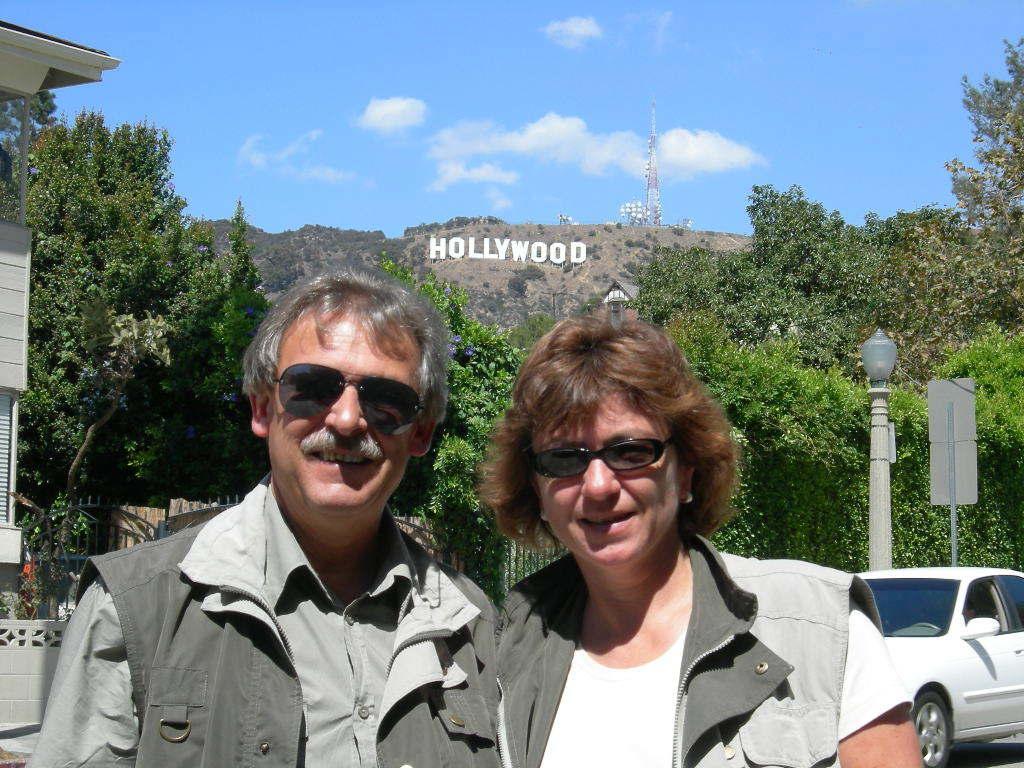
[860,329,897,570]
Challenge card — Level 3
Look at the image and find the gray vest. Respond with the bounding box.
[80,523,501,768]
[497,537,879,768]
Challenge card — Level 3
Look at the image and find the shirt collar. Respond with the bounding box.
[262,485,415,611]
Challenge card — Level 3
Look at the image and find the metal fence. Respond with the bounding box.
[501,540,563,594]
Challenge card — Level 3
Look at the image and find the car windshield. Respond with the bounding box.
[866,578,959,637]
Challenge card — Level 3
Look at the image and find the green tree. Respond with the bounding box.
[508,313,555,351]
[381,258,522,598]
[948,39,1024,239]
[637,186,879,373]
[23,112,267,508]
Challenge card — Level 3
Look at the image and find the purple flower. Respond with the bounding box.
[28,166,38,176]
[198,244,209,253]
[221,393,239,402]
[185,425,197,439]
[452,334,462,344]
[447,343,456,358]
[465,345,476,357]
[444,287,452,296]
[244,306,256,317]
[165,260,173,267]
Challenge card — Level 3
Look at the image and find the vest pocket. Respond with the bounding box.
[738,702,836,767]
[147,667,208,747]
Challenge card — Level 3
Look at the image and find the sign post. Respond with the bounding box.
[928,379,977,566]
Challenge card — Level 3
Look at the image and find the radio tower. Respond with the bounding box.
[644,100,662,226]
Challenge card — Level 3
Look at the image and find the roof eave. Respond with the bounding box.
[0,25,119,95]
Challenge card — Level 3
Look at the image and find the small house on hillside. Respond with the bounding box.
[602,279,639,323]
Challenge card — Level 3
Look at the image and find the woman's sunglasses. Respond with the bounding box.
[275,363,422,435]
[530,438,669,478]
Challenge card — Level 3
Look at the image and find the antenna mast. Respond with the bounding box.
[644,100,662,226]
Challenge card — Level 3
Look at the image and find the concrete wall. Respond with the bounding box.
[0,620,64,723]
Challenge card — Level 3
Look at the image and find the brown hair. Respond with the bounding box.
[480,313,738,548]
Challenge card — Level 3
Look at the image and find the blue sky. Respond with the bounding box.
[9,2,1024,236]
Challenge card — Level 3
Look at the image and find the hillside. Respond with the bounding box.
[213,217,750,328]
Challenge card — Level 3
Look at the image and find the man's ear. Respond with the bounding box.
[407,420,436,457]
[250,392,272,439]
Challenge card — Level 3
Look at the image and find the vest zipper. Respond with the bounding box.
[671,635,734,768]
[218,586,310,756]
[218,585,297,664]
[496,678,514,768]
[378,629,455,768]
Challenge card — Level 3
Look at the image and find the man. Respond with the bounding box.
[35,270,500,767]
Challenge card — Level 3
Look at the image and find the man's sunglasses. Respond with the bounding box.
[275,363,422,435]
[530,438,669,478]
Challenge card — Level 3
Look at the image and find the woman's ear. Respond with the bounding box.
[678,464,696,503]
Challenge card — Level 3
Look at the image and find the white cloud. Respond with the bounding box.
[485,187,512,211]
[428,112,763,185]
[543,16,602,49]
[428,161,519,192]
[237,131,354,184]
[237,134,269,169]
[653,11,672,52]
[286,164,355,184]
[357,97,427,134]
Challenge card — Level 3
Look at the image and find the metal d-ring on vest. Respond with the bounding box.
[159,719,192,743]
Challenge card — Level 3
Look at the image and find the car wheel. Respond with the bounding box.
[913,691,952,768]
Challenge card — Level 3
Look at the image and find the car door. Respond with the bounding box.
[953,576,1021,732]
[993,575,1024,725]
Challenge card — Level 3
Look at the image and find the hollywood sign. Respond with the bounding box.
[429,236,587,265]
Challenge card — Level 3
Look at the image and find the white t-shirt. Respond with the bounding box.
[538,609,909,768]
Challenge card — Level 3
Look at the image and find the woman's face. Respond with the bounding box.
[531,394,694,576]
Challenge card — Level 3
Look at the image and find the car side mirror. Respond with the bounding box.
[962,617,1000,640]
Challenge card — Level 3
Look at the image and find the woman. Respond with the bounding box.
[481,315,920,768]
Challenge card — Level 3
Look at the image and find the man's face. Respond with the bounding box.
[250,313,435,532]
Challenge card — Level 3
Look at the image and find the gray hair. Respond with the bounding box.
[242,268,449,424]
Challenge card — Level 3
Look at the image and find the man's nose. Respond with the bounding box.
[323,384,366,434]
[580,457,620,500]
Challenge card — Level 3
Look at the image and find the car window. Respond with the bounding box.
[996,575,1024,631]
[963,579,1009,632]
[866,578,958,637]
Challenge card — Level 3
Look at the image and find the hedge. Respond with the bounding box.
[670,315,1024,572]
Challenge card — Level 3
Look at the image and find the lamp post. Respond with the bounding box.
[860,329,897,570]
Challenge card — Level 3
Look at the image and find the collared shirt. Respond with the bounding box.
[34,487,419,768]
[263,488,415,767]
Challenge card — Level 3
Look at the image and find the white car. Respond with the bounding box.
[860,567,1024,768]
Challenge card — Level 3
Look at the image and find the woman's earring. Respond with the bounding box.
[539,510,549,521]
[684,492,694,504]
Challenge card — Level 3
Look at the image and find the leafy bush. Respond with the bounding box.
[671,316,1024,570]
[508,276,527,296]
[382,260,523,598]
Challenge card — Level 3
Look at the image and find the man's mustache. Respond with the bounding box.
[300,429,384,460]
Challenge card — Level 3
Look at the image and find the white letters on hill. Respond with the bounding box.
[429,236,586,266]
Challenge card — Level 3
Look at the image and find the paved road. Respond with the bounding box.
[951,734,1024,768]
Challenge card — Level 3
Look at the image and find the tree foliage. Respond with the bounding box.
[668,314,1024,571]
[637,185,880,376]
[22,112,267,509]
[507,313,555,351]
[381,258,522,598]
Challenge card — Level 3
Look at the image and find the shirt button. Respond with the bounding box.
[358,705,371,719]
[724,745,736,760]
[345,614,355,626]
[259,741,270,755]
[755,661,769,675]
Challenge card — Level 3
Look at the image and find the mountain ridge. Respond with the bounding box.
[212,217,750,328]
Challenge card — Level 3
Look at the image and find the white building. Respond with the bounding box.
[0,21,119,590]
